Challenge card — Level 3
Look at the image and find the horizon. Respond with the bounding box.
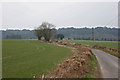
[0,26,119,31]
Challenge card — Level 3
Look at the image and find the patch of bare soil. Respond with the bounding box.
[44,41,92,78]
[93,44,120,54]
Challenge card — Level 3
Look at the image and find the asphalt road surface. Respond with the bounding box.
[92,49,119,78]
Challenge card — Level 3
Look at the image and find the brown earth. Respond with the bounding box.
[40,41,93,78]
[92,44,120,54]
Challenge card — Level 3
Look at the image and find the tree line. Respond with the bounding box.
[1,22,119,41]
[6,35,22,39]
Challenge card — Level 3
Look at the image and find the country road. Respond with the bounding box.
[92,49,119,78]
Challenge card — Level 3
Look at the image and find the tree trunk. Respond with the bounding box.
[45,37,50,41]
[38,37,41,40]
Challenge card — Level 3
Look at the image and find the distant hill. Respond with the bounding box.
[1,27,119,41]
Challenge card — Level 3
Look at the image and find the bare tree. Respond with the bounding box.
[35,22,56,41]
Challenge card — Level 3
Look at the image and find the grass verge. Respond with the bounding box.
[64,40,118,49]
[64,40,119,58]
[98,48,120,58]
[83,54,101,78]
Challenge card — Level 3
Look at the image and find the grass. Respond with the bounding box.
[64,40,119,58]
[64,40,119,49]
[83,54,100,78]
[63,40,100,78]
[98,48,120,58]
[2,40,72,78]
[64,40,119,77]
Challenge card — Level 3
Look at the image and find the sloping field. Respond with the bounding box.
[2,40,71,78]
[65,40,119,49]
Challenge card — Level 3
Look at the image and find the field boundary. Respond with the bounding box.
[92,45,120,58]
[43,41,100,78]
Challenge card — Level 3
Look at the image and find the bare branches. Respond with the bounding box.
[35,22,56,41]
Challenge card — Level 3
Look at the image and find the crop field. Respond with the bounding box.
[64,40,119,49]
[2,40,72,78]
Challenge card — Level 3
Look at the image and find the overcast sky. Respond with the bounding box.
[0,1,118,30]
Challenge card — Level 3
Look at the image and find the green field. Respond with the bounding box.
[64,40,119,58]
[64,40,119,49]
[2,40,72,78]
